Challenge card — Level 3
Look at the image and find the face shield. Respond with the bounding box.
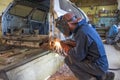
[55,16,72,37]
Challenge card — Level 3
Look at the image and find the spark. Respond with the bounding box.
[54,41,62,53]
[54,41,61,49]
[50,39,65,56]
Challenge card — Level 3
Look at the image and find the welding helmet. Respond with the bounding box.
[56,16,72,37]
[63,12,81,24]
[56,13,81,37]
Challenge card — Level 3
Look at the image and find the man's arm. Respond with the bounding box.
[68,31,91,62]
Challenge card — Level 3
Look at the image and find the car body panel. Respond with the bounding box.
[0,1,89,80]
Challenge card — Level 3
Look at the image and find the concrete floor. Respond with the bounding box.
[105,44,120,80]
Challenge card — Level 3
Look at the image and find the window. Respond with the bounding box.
[31,10,46,22]
[9,5,33,17]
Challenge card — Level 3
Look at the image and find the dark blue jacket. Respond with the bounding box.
[68,20,109,72]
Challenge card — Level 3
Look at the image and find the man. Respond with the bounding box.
[57,13,115,80]
[108,24,118,38]
[106,24,119,44]
[106,23,119,44]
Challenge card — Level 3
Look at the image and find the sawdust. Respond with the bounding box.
[48,64,78,80]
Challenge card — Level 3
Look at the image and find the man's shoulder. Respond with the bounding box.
[80,24,92,32]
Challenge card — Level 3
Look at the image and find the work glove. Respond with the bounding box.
[62,39,76,47]
[60,42,71,56]
[60,40,76,56]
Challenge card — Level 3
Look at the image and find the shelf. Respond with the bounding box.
[96,27,109,39]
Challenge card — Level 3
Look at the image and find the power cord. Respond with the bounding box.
[109,68,120,71]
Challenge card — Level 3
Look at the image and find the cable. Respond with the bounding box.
[109,68,120,71]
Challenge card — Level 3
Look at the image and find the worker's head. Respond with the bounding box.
[63,13,82,29]
[56,12,82,37]
[63,13,81,24]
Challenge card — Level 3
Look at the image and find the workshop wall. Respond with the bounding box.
[0,0,12,15]
[81,5,117,27]
[0,15,2,38]
[81,5,117,15]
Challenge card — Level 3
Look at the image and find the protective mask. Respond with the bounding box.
[55,16,72,37]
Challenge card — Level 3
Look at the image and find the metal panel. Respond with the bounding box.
[5,52,64,80]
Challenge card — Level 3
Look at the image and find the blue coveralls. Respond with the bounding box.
[65,20,109,80]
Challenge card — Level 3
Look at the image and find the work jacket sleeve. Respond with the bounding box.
[68,30,92,62]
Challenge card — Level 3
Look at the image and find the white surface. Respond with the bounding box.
[54,0,67,17]
[6,52,64,80]
[117,0,120,10]
[104,44,120,80]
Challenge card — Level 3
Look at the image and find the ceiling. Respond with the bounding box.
[70,0,118,7]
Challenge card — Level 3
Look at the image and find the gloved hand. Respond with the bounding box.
[63,39,76,47]
[60,41,72,56]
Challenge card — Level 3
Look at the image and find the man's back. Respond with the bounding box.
[77,23,109,71]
